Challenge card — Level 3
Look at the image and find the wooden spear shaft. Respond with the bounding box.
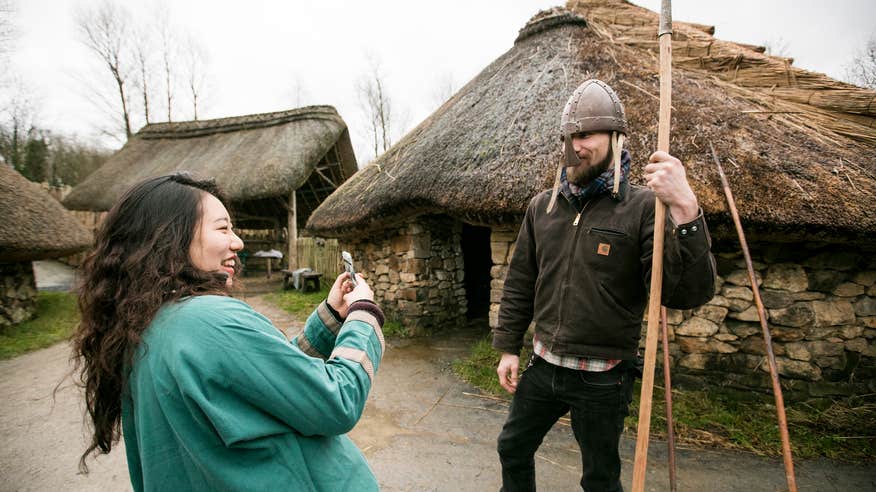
[710,142,798,492]
[632,1,672,490]
[661,307,677,492]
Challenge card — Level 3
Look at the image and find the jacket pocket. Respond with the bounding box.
[589,227,628,238]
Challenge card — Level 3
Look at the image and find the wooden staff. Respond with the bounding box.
[661,306,677,492]
[710,142,798,492]
[632,0,673,490]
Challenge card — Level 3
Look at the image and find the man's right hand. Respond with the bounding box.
[497,353,520,393]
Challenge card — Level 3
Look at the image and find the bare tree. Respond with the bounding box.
[181,35,209,120]
[131,24,154,124]
[762,36,791,58]
[0,0,15,64]
[287,75,310,108]
[845,35,876,89]
[154,7,178,122]
[76,1,134,139]
[0,77,39,173]
[357,57,395,159]
[431,71,456,109]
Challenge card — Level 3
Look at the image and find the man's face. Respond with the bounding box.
[566,131,611,186]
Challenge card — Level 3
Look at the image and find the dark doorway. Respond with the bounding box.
[461,224,492,320]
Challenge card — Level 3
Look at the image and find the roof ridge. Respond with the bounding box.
[137,105,341,140]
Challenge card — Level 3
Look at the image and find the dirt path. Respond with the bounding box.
[1,294,874,491]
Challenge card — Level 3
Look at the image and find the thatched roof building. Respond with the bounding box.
[64,105,356,227]
[1,165,92,327]
[0,164,92,262]
[307,1,875,242]
[302,2,876,397]
[64,105,358,268]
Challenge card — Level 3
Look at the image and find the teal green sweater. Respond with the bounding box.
[121,295,384,491]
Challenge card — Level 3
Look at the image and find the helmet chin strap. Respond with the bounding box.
[545,159,564,214]
[611,132,625,198]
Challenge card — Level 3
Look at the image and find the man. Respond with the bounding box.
[493,79,716,492]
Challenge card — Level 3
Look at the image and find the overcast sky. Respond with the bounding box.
[5,0,875,163]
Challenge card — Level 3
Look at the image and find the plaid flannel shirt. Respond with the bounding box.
[532,333,620,372]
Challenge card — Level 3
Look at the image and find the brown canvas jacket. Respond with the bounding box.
[493,180,716,361]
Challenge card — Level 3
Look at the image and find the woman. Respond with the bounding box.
[73,173,384,491]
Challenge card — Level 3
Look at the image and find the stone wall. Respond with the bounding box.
[670,242,876,397]
[1,262,38,329]
[486,226,875,398]
[488,226,519,329]
[340,216,466,334]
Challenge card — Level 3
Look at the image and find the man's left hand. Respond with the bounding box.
[644,151,699,224]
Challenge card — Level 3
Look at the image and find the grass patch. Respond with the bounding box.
[453,336,876,462]
[264,285,331,322]
[452,337,532,396]
[381,318,409,337]
[0,291,79,359]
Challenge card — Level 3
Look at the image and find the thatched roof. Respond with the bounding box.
[307,1,875,241]
[0,165,92,262]
[63,106,358,213]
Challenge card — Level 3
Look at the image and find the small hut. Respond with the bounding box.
[306,2,876,397]
[64,106,358,270]
[0,165,92,327]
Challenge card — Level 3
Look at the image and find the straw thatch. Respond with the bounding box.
[63,106,358,216]
[0,165,92,262]
[307,2,875,240]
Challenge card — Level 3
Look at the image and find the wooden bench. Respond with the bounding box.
[281,270,323,292]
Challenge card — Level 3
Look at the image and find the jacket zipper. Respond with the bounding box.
[549,196,592,352]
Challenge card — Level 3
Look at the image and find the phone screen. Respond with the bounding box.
[342,251,358,287]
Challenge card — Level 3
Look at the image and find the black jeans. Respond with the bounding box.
[497,356,634,492]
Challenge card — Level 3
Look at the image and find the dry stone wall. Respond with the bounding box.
[340,216,466,334]
[488,226,519,329]
[670,242,876,397]
[1,262,38,329]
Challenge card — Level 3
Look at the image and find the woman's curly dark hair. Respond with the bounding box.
[72,173,237,472]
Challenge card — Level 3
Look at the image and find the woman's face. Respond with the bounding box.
[189,193,244,286]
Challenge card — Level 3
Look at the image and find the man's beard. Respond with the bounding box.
[567,151,612,186]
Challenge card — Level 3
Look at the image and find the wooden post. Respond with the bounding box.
[711,142,797,492]
[632,1,673,490]
[288,189,298,270]
[661,307,677,492]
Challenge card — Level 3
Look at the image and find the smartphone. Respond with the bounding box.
[342,251,358,287]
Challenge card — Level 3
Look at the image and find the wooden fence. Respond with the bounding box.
[296,237,342,278]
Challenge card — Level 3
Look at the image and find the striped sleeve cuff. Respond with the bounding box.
[329,304,386,383]
[316,300,342,334]
[346,308,385,355]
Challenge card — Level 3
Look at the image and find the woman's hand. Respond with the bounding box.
[327,273,374,318]
[327,272,355,318]
[343,273,374,306]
